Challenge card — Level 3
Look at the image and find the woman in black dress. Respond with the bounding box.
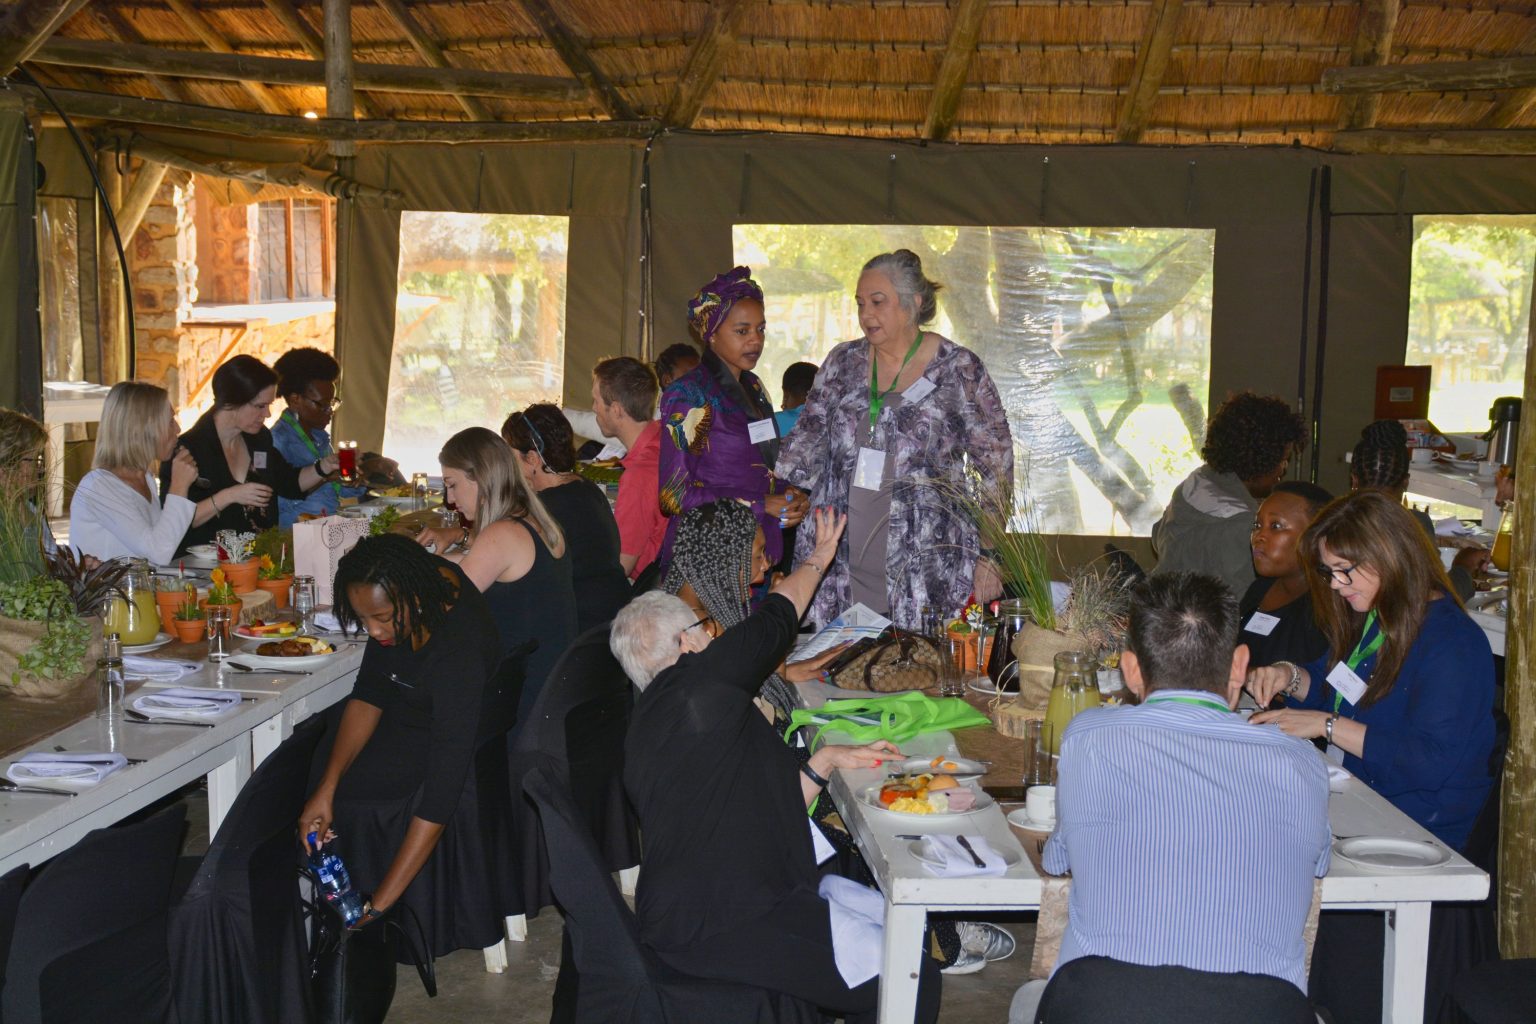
[501,404,629,631]
[1239,481,1333,672]
[162,355,340,553]
[297,535,504,953]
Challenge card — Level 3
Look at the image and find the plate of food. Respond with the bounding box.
[860,774,994,818]
[235,619,301,640]
[892,755,987,781]
[235,635,339,669]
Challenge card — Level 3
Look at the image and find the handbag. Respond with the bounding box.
[826,627,944,693]
[304,878,437,1024]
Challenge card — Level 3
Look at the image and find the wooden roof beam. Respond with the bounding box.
[0,0,88,77]
[84,6,191,104]
[1333,128,1536,155]
[517,0,635,120]
[923,0,990,141]
[163,0,288,116]
[31,38,583,100]
[1337,0,1401,130]
[1481,24,1536,128]
[374,0,490,121]
[1323,55,1536,95]
[13,84,658,142]
[1115,0,1184,143]
[259,0,379,117]
[664,0,750,128]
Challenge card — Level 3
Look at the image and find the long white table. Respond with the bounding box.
[805,693,1490,1024]
[0,644,362,876]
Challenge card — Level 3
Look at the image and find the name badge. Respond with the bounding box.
[1325,661,1368,706]
[902,376,936,403]
[747,417,777,445]
[853,447,885,491]
[252,450,267,470]
[1244,612,1281,636]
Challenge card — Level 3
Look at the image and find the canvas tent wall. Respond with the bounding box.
[0,94,41,416]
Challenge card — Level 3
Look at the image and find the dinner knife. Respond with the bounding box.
[0,781,77,797]
[124,709,217,727]
[955,835,988,869]
[223,661,313,675]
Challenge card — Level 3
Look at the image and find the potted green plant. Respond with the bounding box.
[0,546,131,700]
[171,584,208,644]
[214,530,260,593]
[202,567,243,622]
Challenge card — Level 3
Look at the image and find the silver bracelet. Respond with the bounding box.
[1325,712,1339,745]
[1276,660,1302,697]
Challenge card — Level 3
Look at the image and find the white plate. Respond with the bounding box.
[233,637,341,669]
[908,839,1021,869]
[185,544,217,561]
[1333,836,1450,871]
[123,633,173,654]
[894,755,988,779]
[859,783,994,819]
[1006,807,1056,832]
[967,675,1017,696]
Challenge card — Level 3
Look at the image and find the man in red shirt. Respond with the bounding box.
[591,356,667,580]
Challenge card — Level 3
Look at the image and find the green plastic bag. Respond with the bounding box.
[785,692,991,750]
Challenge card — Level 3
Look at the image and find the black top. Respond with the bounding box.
[1237,577,1330,670]
[483,518,577,723]
[537,479,630,632]
[161,411,310,553]
[349,561,499,824]
[625,594,818,955]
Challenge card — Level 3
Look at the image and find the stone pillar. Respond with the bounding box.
[129,173,197,400]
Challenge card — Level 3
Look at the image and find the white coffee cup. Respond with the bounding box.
[1411,447,1434,464]
[1026,784,1057,826]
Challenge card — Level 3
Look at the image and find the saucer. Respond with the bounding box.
[1006,807,1056,832]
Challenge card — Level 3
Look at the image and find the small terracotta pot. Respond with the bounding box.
[255,575,293,609]
[155,589,194,633]
[172,617,207,644]
[220,558,260,594]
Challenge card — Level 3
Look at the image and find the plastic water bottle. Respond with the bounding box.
[306,832,366,926]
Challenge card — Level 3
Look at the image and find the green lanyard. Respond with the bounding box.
[283,411,341,499]
[1144,694,1232,713]
[1333,609,1385,713]
[868,333,924,428]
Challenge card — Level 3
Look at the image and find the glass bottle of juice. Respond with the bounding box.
[1043,649,1099,755]
[102,564,161,646]
[1491,506,1515,572]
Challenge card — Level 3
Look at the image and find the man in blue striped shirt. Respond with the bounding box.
[1025,572,1330,1014]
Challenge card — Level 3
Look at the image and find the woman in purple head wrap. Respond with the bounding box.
[657,267,808,569]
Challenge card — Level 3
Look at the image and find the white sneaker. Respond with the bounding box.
[941,922,1016,975]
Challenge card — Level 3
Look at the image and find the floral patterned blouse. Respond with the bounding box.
[776,335,1014,630]
[658,349,789,565]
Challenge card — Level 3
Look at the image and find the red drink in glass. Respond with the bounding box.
[337,441,358,483]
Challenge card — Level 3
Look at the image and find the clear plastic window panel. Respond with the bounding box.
[385,212,569,474]
[1404,215,1536,433]
[732,225,1215,536]
[36,197,85,382]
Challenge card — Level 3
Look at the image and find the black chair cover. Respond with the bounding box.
[511,623,639,919]
[520,756,819,1024]
[3,804,186,1024]
[170,716,326,1024]
[1036,956,1314,1024]
[1452,959,1536,1024]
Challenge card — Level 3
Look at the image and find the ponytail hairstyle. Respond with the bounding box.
[438,426,564,551]
[1350,419,1411,494]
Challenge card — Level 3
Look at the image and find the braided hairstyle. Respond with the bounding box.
[1350,419,1411,493]
[333,534,458,646]
[663,499,797,714]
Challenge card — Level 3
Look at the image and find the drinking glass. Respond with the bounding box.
[937,637,967,697]
[292,575,318,634]
[337,440,359,483]
[205,606,234,661]
[1025,719,1056,786]
[436,503,460,530]
[410,472,430,511]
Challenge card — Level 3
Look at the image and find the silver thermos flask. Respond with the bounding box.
[1486,397,1521,469]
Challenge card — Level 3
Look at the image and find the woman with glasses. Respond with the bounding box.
[163,355,341,553]
[271,348,396,527]
[1247,489,1495,851]
[501,403,628,631]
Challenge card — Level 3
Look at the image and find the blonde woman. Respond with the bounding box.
[415,427,576,719]
[69,382,199,564]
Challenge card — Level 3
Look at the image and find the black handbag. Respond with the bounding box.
[304,878,437,1024]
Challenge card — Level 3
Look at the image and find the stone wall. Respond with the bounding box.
[178,311,336,419]
[129,171,197,396]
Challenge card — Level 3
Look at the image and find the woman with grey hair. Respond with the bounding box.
[777,249,1014,630]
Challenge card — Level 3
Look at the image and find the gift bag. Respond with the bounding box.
[293,516,370,607]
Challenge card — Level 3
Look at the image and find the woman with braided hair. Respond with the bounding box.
[297,534,507,953]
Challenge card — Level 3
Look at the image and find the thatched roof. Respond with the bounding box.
[6,0,1536,153]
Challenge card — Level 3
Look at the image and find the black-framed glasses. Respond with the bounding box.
[1315,561,1360,585]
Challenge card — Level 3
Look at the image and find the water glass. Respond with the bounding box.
[206,606,234,661]
[436,504,460,530]
[291,575,318,633]
[410,472,430,511]
[1024,719,1055,786]
[936,637,967,697]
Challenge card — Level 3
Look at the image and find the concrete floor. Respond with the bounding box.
[387,909,1038,1023]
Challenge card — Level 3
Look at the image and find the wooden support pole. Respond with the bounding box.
[324,0,357,162]
[117,159,170,241]
[30,38,582,101]
[1338,0,1402,131]
[1332,128,1536,155]
[374,0,491,121]
[664,0,750,128]
[1499,257,1536,957]
[1115,0,1184,143]
[163,0,288,116]
[518,0,636,120]
[97,156,126,386]
[258,0,379,118]
[84,8,191,104]
[103,134,401,204]
[923,0,991,141]
[0,0,88,76]
[1323,55,1536,95]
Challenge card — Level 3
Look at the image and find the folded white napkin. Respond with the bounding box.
[819,874,886,988]
[1327,764,1352,792]
[920,835,1008,878]
[132,687,241,718]
[8,752,127,787]
[123,655,201,683]
[312,609,343,633]
[1435,517,1475,537]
